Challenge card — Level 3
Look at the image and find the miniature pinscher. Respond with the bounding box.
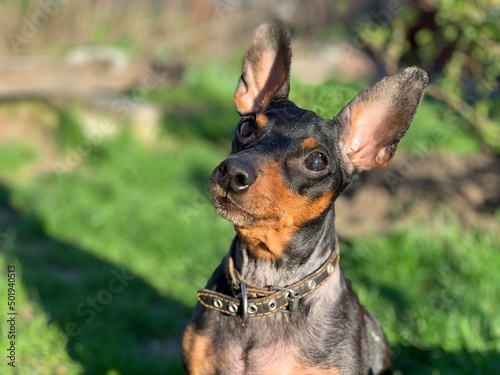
[183,21,427,375]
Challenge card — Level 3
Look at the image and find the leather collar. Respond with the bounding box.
[197,243,339,319]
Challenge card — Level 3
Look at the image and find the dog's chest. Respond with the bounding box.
[204,269,344,374]
[216,339,340,375]
[211,299,342,374]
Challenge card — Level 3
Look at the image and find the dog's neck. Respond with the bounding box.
[231,209,337,288]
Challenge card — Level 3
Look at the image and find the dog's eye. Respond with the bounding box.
[238,120,254,138]
[305,152,327,172]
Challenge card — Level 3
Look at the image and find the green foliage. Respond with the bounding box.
[2,135,232,374]
[0,142,36,172]
[356,0,500,154]
[56,106,86,150]
[291,78,364,118]
[345,219,500,373]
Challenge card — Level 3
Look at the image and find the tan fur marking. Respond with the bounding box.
[293,368,340,375]
[255,113,268,128]
[253,361,341,374]
[235,162,333,259]
[182,324,216,375]
[301,137,319,150]
[217,340,341,374]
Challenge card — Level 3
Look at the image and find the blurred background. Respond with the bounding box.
[0,1,498,374]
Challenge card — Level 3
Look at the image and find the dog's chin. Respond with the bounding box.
[211,196,256,227]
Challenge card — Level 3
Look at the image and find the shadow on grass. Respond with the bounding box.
[0,184,188,375]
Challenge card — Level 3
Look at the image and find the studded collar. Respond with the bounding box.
[196,243,339,319]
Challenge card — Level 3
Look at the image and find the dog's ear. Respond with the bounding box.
[335,67,428,172]
[234,21,292,115]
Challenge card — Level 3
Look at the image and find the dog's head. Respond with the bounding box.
[209,21,428,259]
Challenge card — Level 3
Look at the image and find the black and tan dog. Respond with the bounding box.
[183,21,427,375]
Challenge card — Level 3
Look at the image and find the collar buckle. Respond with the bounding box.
[240,282,248,320]
[268,286,299,313]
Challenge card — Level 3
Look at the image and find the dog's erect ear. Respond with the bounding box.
[336,67,428,172]
[234,21,292,115]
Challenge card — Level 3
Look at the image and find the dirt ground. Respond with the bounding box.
[336,152,500,237]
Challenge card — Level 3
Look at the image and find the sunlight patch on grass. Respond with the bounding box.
[0,143,37,173]
[342,217,499,372]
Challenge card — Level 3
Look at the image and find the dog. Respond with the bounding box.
[182,21,428,375]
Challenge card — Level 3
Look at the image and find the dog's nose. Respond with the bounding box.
[217,158,256,193]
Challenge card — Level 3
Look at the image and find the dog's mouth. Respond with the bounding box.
[210,191,258,227]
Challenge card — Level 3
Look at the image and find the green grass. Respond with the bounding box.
[0,143,37,172]
[1,134,232,374]
[0,65,498,374]
[343,219,500,373]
